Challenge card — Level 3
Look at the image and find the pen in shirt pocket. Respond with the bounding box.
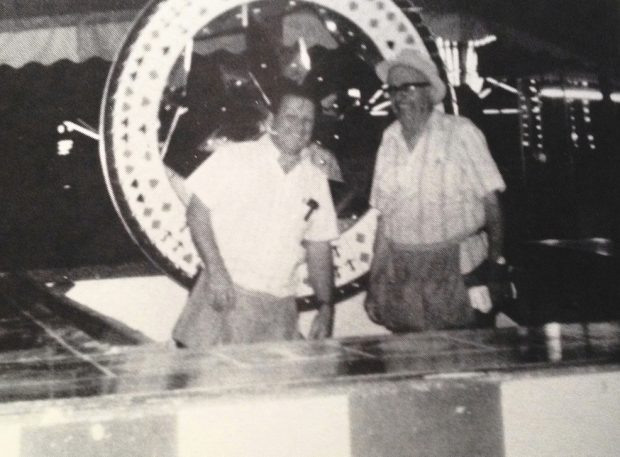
[304,198,319,221]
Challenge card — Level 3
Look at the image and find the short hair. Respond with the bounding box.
[272,79,318,115]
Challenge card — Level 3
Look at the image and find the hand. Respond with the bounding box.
[206,269,235,312]
[308,302,334,340]
[307,143,343,182]
[486,259,511,304]
[369,251,394,284]
[197,132,228,153]
[320,93,338,116]
[363,291,382,325]
[365,255,393,325]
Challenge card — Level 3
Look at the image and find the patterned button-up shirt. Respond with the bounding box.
[370,110,505,273]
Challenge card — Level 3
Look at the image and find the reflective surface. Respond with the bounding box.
[2,272,620,405]
[1,288,619,403]
[1,272,618,457]
[528,238,614,257]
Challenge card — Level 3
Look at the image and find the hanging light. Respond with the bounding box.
[57,139,74,156]
[324,19,338,33]
[472,35,497,47]
[298,37,311,71]
[486,77,519,94]
[486,108,520,114]
[347,88,361,99]
[540,87,603,101]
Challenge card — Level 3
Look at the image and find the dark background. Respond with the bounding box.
[0,1,618,299]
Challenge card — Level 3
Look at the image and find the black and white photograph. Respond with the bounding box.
[0,0,619,455]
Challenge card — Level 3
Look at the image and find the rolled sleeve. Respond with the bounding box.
[369,153,382,210]
[459,120,506,198]
[185,148,232,209]
[369,133,391,213]
[304,177,339,242]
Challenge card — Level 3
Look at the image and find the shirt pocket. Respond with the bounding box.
[418,156,445,203]
[283,192,312,237]
[420,159,467,207]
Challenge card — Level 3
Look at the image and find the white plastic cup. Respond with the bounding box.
[544,322,561,339]
[544,322,562,362]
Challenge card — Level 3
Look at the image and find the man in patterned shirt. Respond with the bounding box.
[365,48,506,332]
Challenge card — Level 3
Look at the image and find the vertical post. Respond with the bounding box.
[458,41,469,86]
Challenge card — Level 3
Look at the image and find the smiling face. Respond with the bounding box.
[270,94,316,158]
[387,64,434,129]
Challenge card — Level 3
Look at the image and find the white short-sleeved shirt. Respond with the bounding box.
[370,110,506,273]
[186,134,339,297]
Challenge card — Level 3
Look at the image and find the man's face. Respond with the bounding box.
[271,95,315,157]
[282,56,309,85]
[386,65,433,124]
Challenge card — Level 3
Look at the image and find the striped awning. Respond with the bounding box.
[0,10,141,67]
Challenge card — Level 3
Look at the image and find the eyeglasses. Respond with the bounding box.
[384,82,431,96]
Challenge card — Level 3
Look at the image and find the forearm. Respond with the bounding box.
[483,192,504,261]
[305,241,334,306]
[186,195,229,276]
[371,215,390,269]
[165,166,191,206]
[306,240,335,339]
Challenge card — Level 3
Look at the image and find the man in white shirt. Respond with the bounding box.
[173,84,339,348]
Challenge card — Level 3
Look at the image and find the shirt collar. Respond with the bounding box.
[262,133,307,173]
[262,133,281,162]
[387,108,440,149]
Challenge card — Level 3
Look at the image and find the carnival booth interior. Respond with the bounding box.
[1,0,619,341]
[0,2,620,457]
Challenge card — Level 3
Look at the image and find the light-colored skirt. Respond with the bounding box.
[366,241,476,332]
[173,270,299,349]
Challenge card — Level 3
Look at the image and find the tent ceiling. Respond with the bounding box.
[417,0,619,77]
[0,0,617,77]
[0,0,147,20]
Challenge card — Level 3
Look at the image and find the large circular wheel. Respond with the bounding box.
[99,0,451,305]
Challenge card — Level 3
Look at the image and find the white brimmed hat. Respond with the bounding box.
[376,48,447,104]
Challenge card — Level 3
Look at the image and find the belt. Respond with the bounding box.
[389,229,484,252]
